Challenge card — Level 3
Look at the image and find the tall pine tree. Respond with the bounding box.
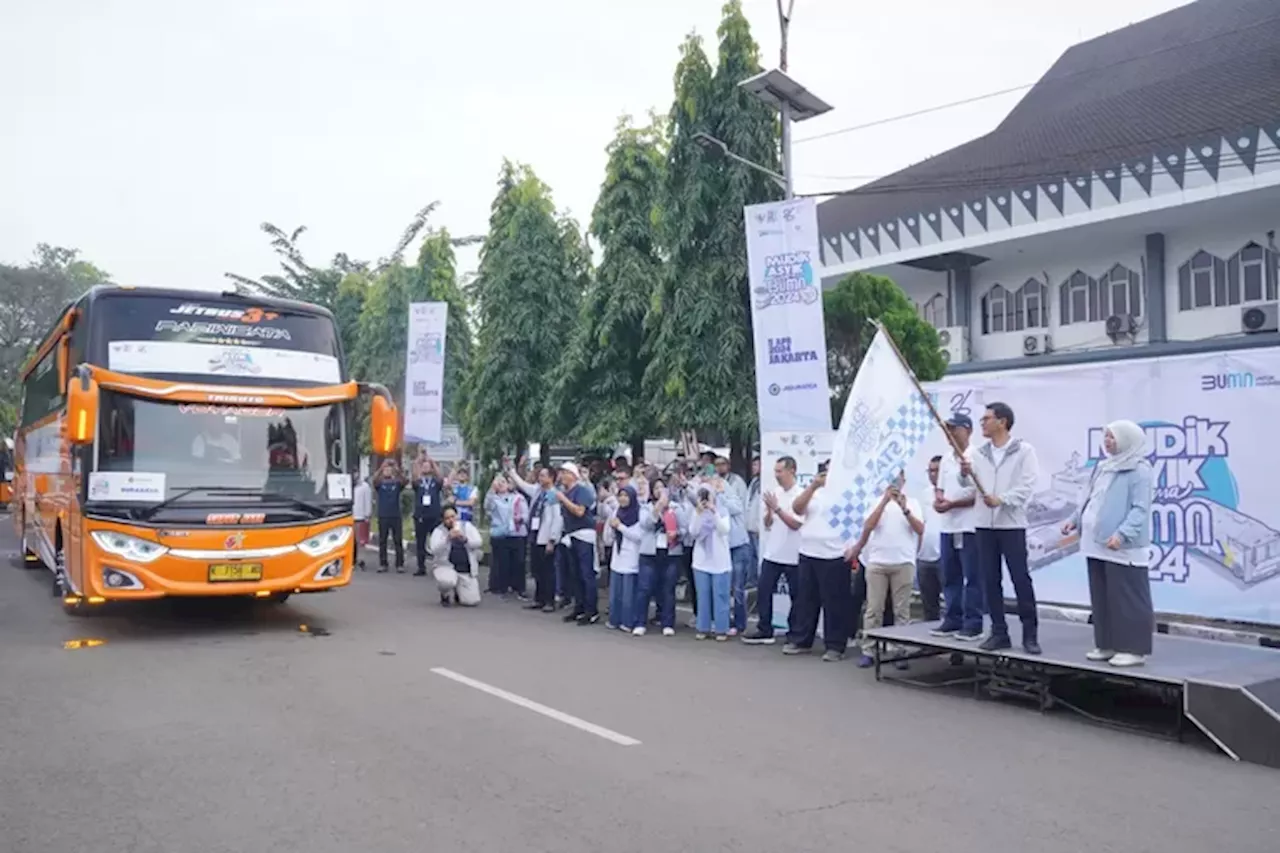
[549,115,666,453]
[464,161,586,459]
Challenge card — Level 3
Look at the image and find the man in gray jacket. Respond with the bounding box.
[961,401,1042,655]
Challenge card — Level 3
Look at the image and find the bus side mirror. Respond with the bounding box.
[370,396,399,456]
[66,374,100,445]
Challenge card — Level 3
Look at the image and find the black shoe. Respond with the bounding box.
[978,634,1012,652]
[564,612,582,623]
[577,613,600,626]
[413,570,426,577]
[523,602,543,610]
[741,630,776,645]
[1023,638,1042,655]
[440,596,451,607]
[357,560,366,571]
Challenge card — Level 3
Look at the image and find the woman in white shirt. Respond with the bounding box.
[429,505,483,607]
[607,486,642,631]
[784,464,856,662]
[690,478,733,640]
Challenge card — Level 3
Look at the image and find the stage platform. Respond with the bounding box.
[865,620,1280,769]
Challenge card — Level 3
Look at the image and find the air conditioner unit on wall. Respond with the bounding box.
[1023,333,1052,356]
[1241,303,1279,334]
[936,326,969,365]
[1105,314,1139,341]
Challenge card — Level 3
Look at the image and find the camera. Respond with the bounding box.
[817,460,830,474]
[698,488,711,503]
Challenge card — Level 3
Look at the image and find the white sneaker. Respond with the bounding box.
[632,626,646,637]
[1086,648,1116,661]
[662,627,675,637]
[1109,653,1146,667]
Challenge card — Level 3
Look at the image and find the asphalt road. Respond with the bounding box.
[1,524,1276,853]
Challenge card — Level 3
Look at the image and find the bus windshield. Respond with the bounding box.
[91,294,343,386]
[95,396,347,503]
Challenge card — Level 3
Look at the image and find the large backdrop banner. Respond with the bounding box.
[909,347,1280,626]
[403,302,448,444]
[744,197,832,433]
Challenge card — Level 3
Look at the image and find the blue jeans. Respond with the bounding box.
[608,572,638,629]
[694,570,731,635]
[746,533,760,586]
[730,545,753,632]
[638,552,678,629]
[571,538,598,617]
[940,532,984,634]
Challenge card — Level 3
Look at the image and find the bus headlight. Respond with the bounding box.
[91,532,169,564]
[298,526,352,557]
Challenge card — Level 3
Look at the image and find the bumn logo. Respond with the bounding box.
[1200,372,1254,391]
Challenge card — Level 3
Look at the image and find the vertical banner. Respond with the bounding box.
[404,302,448,444]
[915,348,1280,626]
[760,429,834,630]
[744,197,833,432]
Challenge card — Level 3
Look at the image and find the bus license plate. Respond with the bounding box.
[208,563,264,583]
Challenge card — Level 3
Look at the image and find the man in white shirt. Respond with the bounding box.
[917,455,944,621]
[783,461,855,663]
[846,472,925,668]
[932,413,985,640]
[742,456,803,645]
[964,401,1042,655]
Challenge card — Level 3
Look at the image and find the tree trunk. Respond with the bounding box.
[535,438,549,469]
[729,436,752,480]
[628,435,646,463]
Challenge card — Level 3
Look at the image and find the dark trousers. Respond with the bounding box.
[378,516,404,567]
[414,515,440,571]
[555,543,574,602]
[788,554,854,654]
[917,559,943,622]
[571,538,598,616]
[756,559,798,637]
[531,541,556,606]
[490,537,525,593]
[940,531,984,633]
[976,527,1038,640]
[638,552,679,629]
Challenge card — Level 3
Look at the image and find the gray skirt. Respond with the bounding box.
[1087,558,1154,655]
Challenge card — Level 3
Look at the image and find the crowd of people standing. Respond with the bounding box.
[351,401,1157,668]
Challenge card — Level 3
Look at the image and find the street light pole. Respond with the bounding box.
[777,0,795,199]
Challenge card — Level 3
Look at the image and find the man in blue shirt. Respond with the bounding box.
[554,462,599,624]
[374,459,407,573]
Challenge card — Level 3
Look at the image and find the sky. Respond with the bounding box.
[0,0,1189,288]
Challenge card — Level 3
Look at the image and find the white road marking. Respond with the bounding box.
[430,667,641,747]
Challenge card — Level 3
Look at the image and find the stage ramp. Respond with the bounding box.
[865,620,1280,769]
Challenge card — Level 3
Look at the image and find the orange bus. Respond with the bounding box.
[12,286,399,614]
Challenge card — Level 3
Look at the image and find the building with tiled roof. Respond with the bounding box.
[817,0,1280,368]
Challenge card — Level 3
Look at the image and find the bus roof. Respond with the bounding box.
[20,285,338,379]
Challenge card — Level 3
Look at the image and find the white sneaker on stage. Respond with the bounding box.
[1086,648,1116,661]
[1109,653,1146,667]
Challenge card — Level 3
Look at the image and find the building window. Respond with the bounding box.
[919,292,948,328]
[1227,242,1278,304]
[981,284,1009,334]
[1105,263,1143,318]
[1178,250,1230,310]
[1059,270,1100,325]
[1019,277,1049,330]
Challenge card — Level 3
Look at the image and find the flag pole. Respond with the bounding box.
[869,319,987,496]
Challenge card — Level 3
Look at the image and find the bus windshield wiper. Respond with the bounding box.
[205,487,328,517]
[133,484,234,520]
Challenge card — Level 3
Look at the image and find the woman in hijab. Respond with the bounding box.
[1062,420,1155,666]
[606,485,643,631]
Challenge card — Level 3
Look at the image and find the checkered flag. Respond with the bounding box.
[827,328,939,543]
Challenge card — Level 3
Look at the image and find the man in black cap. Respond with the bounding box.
[930,413,985,641]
